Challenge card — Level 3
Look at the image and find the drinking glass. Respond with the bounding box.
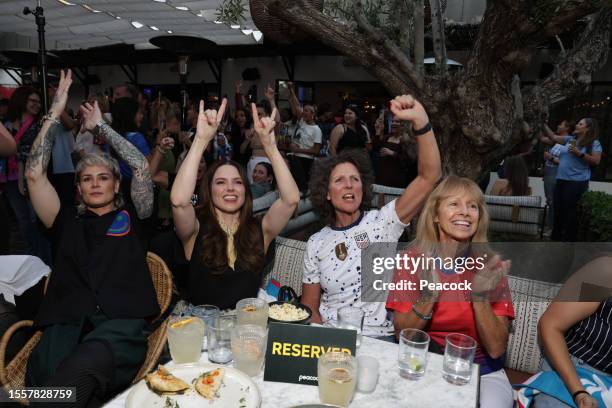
[317,351,357,408]
[357,355,379,393]
[167,315,205,364]
[337,306,364,347]
[207,315,236,364]
[231,324,267,377]
[236,298,269,328]
[442,333,477,385]
[398,328,430,380]
[191,304,220,351]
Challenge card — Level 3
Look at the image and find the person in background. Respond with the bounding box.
[214,133,233,162]
[388,176,514,408]
[112,83,137,102]
[543,118,602,242]
[301,94,441,338]
[0,98,9,122]
[0,121,17,255]
[317,103,335,157]
[329,104,371,156]
[286,82,322,191]
[489,155,532,196]
[170,100,299,309]
[539,120,573,234]
[251,162,275,199]
[373,113,416,188]
[241,101,273,184]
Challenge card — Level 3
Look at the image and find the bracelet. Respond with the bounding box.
[572,390,590,401]
[412,303,433,321]
[412,122,432,136]
[42,113,61,125]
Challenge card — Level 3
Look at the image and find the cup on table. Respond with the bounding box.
[231,324,267,377]
[167,315,205,364]
[207,315,236,364]
[236,298,269,328]
[191,304,220,351]
[398,328,430,380]
[357,355,379,393]
[337,306,364,347]
[442,333,477,385]
[317,351,357,408]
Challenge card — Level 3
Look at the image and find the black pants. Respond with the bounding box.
[551,179,589,242]
[289,156,314,192]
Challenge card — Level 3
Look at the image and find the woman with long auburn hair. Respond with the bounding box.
[387,176,514,408]
[171,100,299,309]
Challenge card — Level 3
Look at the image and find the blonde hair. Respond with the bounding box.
[75,153,124,213]
[416,175,490,256]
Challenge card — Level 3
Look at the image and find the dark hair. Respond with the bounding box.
[561,120,575,134]
[114,83,138,100]
[256,100,272,116]
[111,97,140,135]
[7,86,41,122]
[198,161,264,274]
[309,150,374,226]
[344,105,368,140]
[255,162,276,189]
[503,156,530,196]
[234,107,252,129]
[579,117,598,150]
[0,98,9,107]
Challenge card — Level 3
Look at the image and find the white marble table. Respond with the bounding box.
[105,335,478,407]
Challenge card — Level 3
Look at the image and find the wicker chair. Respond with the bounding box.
[0,252,173,393]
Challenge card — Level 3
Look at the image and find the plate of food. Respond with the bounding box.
[125,363,261,408]
[268,301,312,324]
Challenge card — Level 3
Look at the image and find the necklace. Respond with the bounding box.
[218,219,238,268]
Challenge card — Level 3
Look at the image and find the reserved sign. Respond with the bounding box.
[264,323,357,386]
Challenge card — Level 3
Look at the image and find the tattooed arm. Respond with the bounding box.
[82,101,154,219]
[25,70,73,228]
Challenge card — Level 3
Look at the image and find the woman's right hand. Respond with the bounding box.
[195,99,227,143]
[390,95,429,130]
[80,101,103,131]
[49,69,73,119]
[576,393,598,408]
[252,103,278,150]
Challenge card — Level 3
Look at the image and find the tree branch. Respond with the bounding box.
[524,8,612,122]
[352,1,424,89]
[428,0,448,74]
[264,0,422,95]
[467,1,611,83]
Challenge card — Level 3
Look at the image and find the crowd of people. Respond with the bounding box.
[0,69,608,408]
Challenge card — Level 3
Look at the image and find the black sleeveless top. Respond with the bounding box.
[188,220,275,310]
[337,125,368,153]
[35,207,160,327]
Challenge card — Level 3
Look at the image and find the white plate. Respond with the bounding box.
[125,362,261,408]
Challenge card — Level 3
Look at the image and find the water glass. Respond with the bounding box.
[318,351,357,408]
[398,328,430,380]
[442,333,477,385]
[231,324,267,377]
[207,315,236,364]
[337,306,364,347]
[357,355,379,393]
[167,315,205,364]
[191,304,220,351]
[236,298,269,328]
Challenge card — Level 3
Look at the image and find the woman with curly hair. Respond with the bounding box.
[301,95,441,338]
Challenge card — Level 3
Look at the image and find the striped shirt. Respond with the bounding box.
[565,298,612,374]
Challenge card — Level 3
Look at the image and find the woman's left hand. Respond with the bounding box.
[568,145,581,156]
[49,69,73,119]
[252,103,277,150]
[471,255,510,298]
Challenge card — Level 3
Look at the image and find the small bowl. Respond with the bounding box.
[268,301,312,325]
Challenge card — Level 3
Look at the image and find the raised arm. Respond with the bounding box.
[390,95,442,224]
[25,69,72,228]
[170,99,227,260]
[81,101,153,219]
[287,82,303,120]
[264,84,281,123]
[252,104,300,251]
[0,122,16,156]
[329,125,343,156]
[542,123,569,145]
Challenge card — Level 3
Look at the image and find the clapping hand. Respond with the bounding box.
[390,95,429,130]
[471,255,510,299]
[80,101,103,132]
[195,98,227,143]
[49,69,73,119]
[252,103,277,150]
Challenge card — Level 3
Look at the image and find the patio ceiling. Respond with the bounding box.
[0,0,261,51]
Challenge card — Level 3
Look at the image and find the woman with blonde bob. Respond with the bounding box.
[387,175,515,408]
